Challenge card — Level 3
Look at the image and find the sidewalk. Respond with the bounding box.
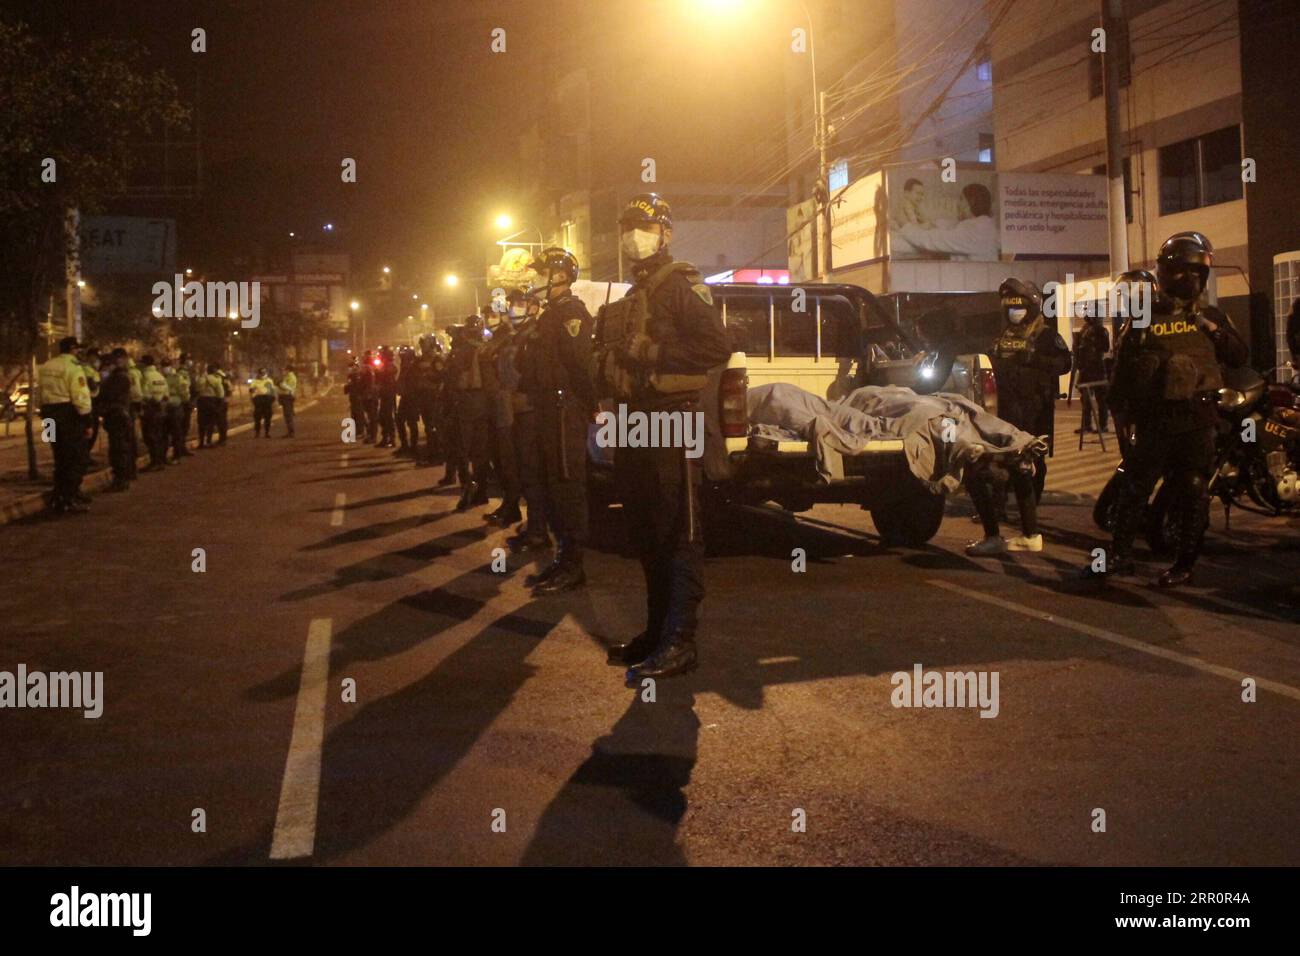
[0,386,332,525]
[1042,398,1121,500]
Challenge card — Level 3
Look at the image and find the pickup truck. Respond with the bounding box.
[588,281,954,546]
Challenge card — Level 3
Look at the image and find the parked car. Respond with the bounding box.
[2,384,31,422]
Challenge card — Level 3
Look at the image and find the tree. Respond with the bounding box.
[0,20,187,476]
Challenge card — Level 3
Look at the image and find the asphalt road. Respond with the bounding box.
[2,394,1297,866]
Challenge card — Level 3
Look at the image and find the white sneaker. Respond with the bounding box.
[965,535,1007,556]
[1007,533,1043,552]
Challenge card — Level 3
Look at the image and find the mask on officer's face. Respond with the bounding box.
[509,305,526,318]
[621,228,661,261]
[1005,306,1029,324]
[1164,271,1203,303]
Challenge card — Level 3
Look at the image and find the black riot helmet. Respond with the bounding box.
[618,192,673,229]
[1157,231,1213,302]
[529,247,579,299]
[1115,268,1171,321]
[997,277,1043,326]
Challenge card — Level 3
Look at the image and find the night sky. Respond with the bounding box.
[9,0,791,304]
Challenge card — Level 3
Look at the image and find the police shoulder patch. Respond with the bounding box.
[691,283,713,306]
[565,318,583,337]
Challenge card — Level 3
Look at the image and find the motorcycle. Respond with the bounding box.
[1093,364,1300,553]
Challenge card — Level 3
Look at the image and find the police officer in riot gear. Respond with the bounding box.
[968,278,1071,555]
[516,247,593,594]
[596,193,731,683]
[506,291,553,555]
[1084,234,1248,587]
[446,316,492,509]
[481,289,529,527]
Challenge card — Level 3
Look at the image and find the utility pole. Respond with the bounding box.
[817,88,830,281]
[1102,0,1129,275]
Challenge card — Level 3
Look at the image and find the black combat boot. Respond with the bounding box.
[625,630,697,685]
[1078,483,1142,585]
[455,481,480,512]
[437,470,457,487]
[485,503,523,526]
[1158,497,1206,589]
[607,631,657,666]
[525,556,564,588]
[532,558,586,595]
[508,530,551,555]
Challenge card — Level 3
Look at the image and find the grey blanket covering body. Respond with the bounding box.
[746,383,1040,493]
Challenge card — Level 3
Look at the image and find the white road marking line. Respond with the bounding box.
[270,617,332,860]
[926,578,1300,702]
[330,492,346,526]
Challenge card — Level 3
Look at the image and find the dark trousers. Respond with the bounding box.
[253,395,274,434]
[348,397,368,440]
[537,395,590,561]
[1114,417,1216,564]
[142,401,167,465]
[457,390,492,485]
[494,422,521,506]
[416,394,440,462]
[396,395,419,448]
[442,394,467,481]
[166,403,185,458]
[127,404,141,478]
[197,396,220,445]
[181,401,193,441]
[279,395,296,435]
[968,461,1038,538]
[42,402,86,504]
[218,399,229,443]
[514,409,549,539]
[378,394,396,443]
[104,408,133,483]
[363,397,379,441]
[615,435,704,642]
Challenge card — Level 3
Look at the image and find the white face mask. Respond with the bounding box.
[621,228,661,260]
[1006,307,1028,324]
[509,305,526,318]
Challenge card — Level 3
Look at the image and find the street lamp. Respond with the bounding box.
[350,299,364,352]
[495,214,513,230]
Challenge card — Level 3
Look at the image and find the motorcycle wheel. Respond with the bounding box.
[1145,479,1181,557]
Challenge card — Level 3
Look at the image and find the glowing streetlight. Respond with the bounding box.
[184,268,193,276]
[444,274,459,287]
[228,310,238,321]
[350,300,361,312]
[76,280,86,288]
[495,213,513,230]
[382,266,391,274]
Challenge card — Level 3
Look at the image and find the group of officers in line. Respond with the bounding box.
[37,340,300,513]
[346,192,729,684]
[339,217,1244,684]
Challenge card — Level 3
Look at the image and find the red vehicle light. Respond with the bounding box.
[719,367,748,438]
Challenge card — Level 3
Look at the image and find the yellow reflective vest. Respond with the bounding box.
[37,353,92,414]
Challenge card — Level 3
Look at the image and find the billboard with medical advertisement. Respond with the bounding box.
[814,166,1108,273]
[998,171,1108,257]
[886,165,1000,262]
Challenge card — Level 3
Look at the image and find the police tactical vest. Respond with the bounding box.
[595,260,710,400]
[1136,306,1222,400]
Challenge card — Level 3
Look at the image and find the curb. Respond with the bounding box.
[0,388,335,527]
